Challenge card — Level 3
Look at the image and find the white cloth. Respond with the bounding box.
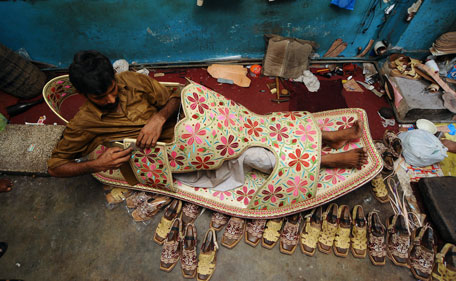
[293,70,320,92]
[173,147,275,191]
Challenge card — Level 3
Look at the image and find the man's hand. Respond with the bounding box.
[137,114,166,149]
[95,147,133,172]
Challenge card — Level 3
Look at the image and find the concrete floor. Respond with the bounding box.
[0,174,415,281]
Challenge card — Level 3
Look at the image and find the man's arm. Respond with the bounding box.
[48,147,133,177]
[136,97,180,149]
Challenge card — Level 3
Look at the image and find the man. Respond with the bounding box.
[47,50,180,177]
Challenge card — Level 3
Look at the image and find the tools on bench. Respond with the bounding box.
[270,77,290,103]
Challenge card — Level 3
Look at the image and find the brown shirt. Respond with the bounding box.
[47,71,180,169]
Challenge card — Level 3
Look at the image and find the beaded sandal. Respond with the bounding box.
[126,191,155,209]
[279,214,302,255]
[245,219,267,247]
[210,212,229,231]
[386,214,411,268]
[181,223,198,279]
[367,211,387,266]
[160,218,182,272]
[221,217,245,249]
[131,196,171,222]
[409,225,435,281]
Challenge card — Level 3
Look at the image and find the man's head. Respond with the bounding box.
[69,50,119,111]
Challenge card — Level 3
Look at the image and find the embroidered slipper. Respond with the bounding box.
[160,218,182,272]
[432,243,456,281]
[221,217,245,249]
[351,205,367,259]
[409,225,435,281]
[244,219,267,247]
[104,186,133,204]
[154,199,183,245]
[370,173,389,204]
[126,191,156,209]
[386,214,411,268]
[197,228,218,281]
[383,130,403,159]
[181,223,198,279]
[0,242,7,258]
[209,212,229,231]
[300,207,322,257]
[279,214,302,255]
[333,205,352,258]
[131,196,171,222]
[261,218,284,249]
[318,203,338,255]
[182,202,201,228]
[0,179,13,193]
[367,211,387,266]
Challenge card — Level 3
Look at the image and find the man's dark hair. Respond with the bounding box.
[69,50,115,96]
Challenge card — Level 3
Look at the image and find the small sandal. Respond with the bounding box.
[262,218,284,249]
[181,223,198,279]
[351,205,367,259]
[221,217,245,249]
[182,202,201,227]
[367,211,387,266]
[383,130,403,159]
[245,219,267,247]
[104,186,133,204]
[210,212,229,231]
[160,218,182,272]
[126,191,155,209]
[279,214,302,255]
[154,199,183,245]
[333,205,352,258]
[300,207,322,257]
[386,214,411,268]
[318,203,338,255]
[374,141,394,173]
[371,173,389,204]
[131,196,171,222]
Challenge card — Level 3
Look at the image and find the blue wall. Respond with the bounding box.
[0,0,454,67]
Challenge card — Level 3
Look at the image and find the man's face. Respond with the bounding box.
[86,80,119,111]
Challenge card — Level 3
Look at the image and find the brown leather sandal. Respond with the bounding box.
[245,219,267,247]
[210,212,229,231]
[409,225,435,280]
[279,214,302,255]
[182,202,201,227]
[160,218,182,272]
[181,223,198,279]
[221,217,245,249]
[131,196,171,222]
[367,211,387,266]
[386,214,411,268]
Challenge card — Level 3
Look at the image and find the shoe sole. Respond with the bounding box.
[244,231,261,248]
[368,253,386,266]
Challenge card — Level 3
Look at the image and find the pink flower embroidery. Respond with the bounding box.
[283,112,303,121]
[213,191,231,200]
[269,123,289,141]
[296,124,317,143]
[188,92,209,114]
[286,176,308,197]
[191,156,215,169]
[181,123,206,145]
[324,169,346,184]
[168,151,185,168]
[244,119,263,137]
[216,135,239,156]
[235,186,255,205]
[261,184,284,203]
[318,118,335,131]
[336,116,355,129]
[288,149,310,172]
[143,163,162,179]
[217,108,236,127]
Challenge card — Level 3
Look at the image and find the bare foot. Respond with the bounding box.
[321,148,368,169]
[322,120,363,149]
[0,179,13,193]
[441,139,456,153]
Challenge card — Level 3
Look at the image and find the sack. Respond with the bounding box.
[398,129,448,167]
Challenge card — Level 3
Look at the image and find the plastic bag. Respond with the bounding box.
[398,129,448,167]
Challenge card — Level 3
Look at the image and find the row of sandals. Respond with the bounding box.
[113,190,455,281]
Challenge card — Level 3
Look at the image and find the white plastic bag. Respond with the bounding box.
[398,129,448,167]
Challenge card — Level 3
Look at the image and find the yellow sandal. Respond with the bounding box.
[371,173,389,203]
[351,205,367,258]
[333,205,352,257]
[318,203,338,255]
[261,218,284,249]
